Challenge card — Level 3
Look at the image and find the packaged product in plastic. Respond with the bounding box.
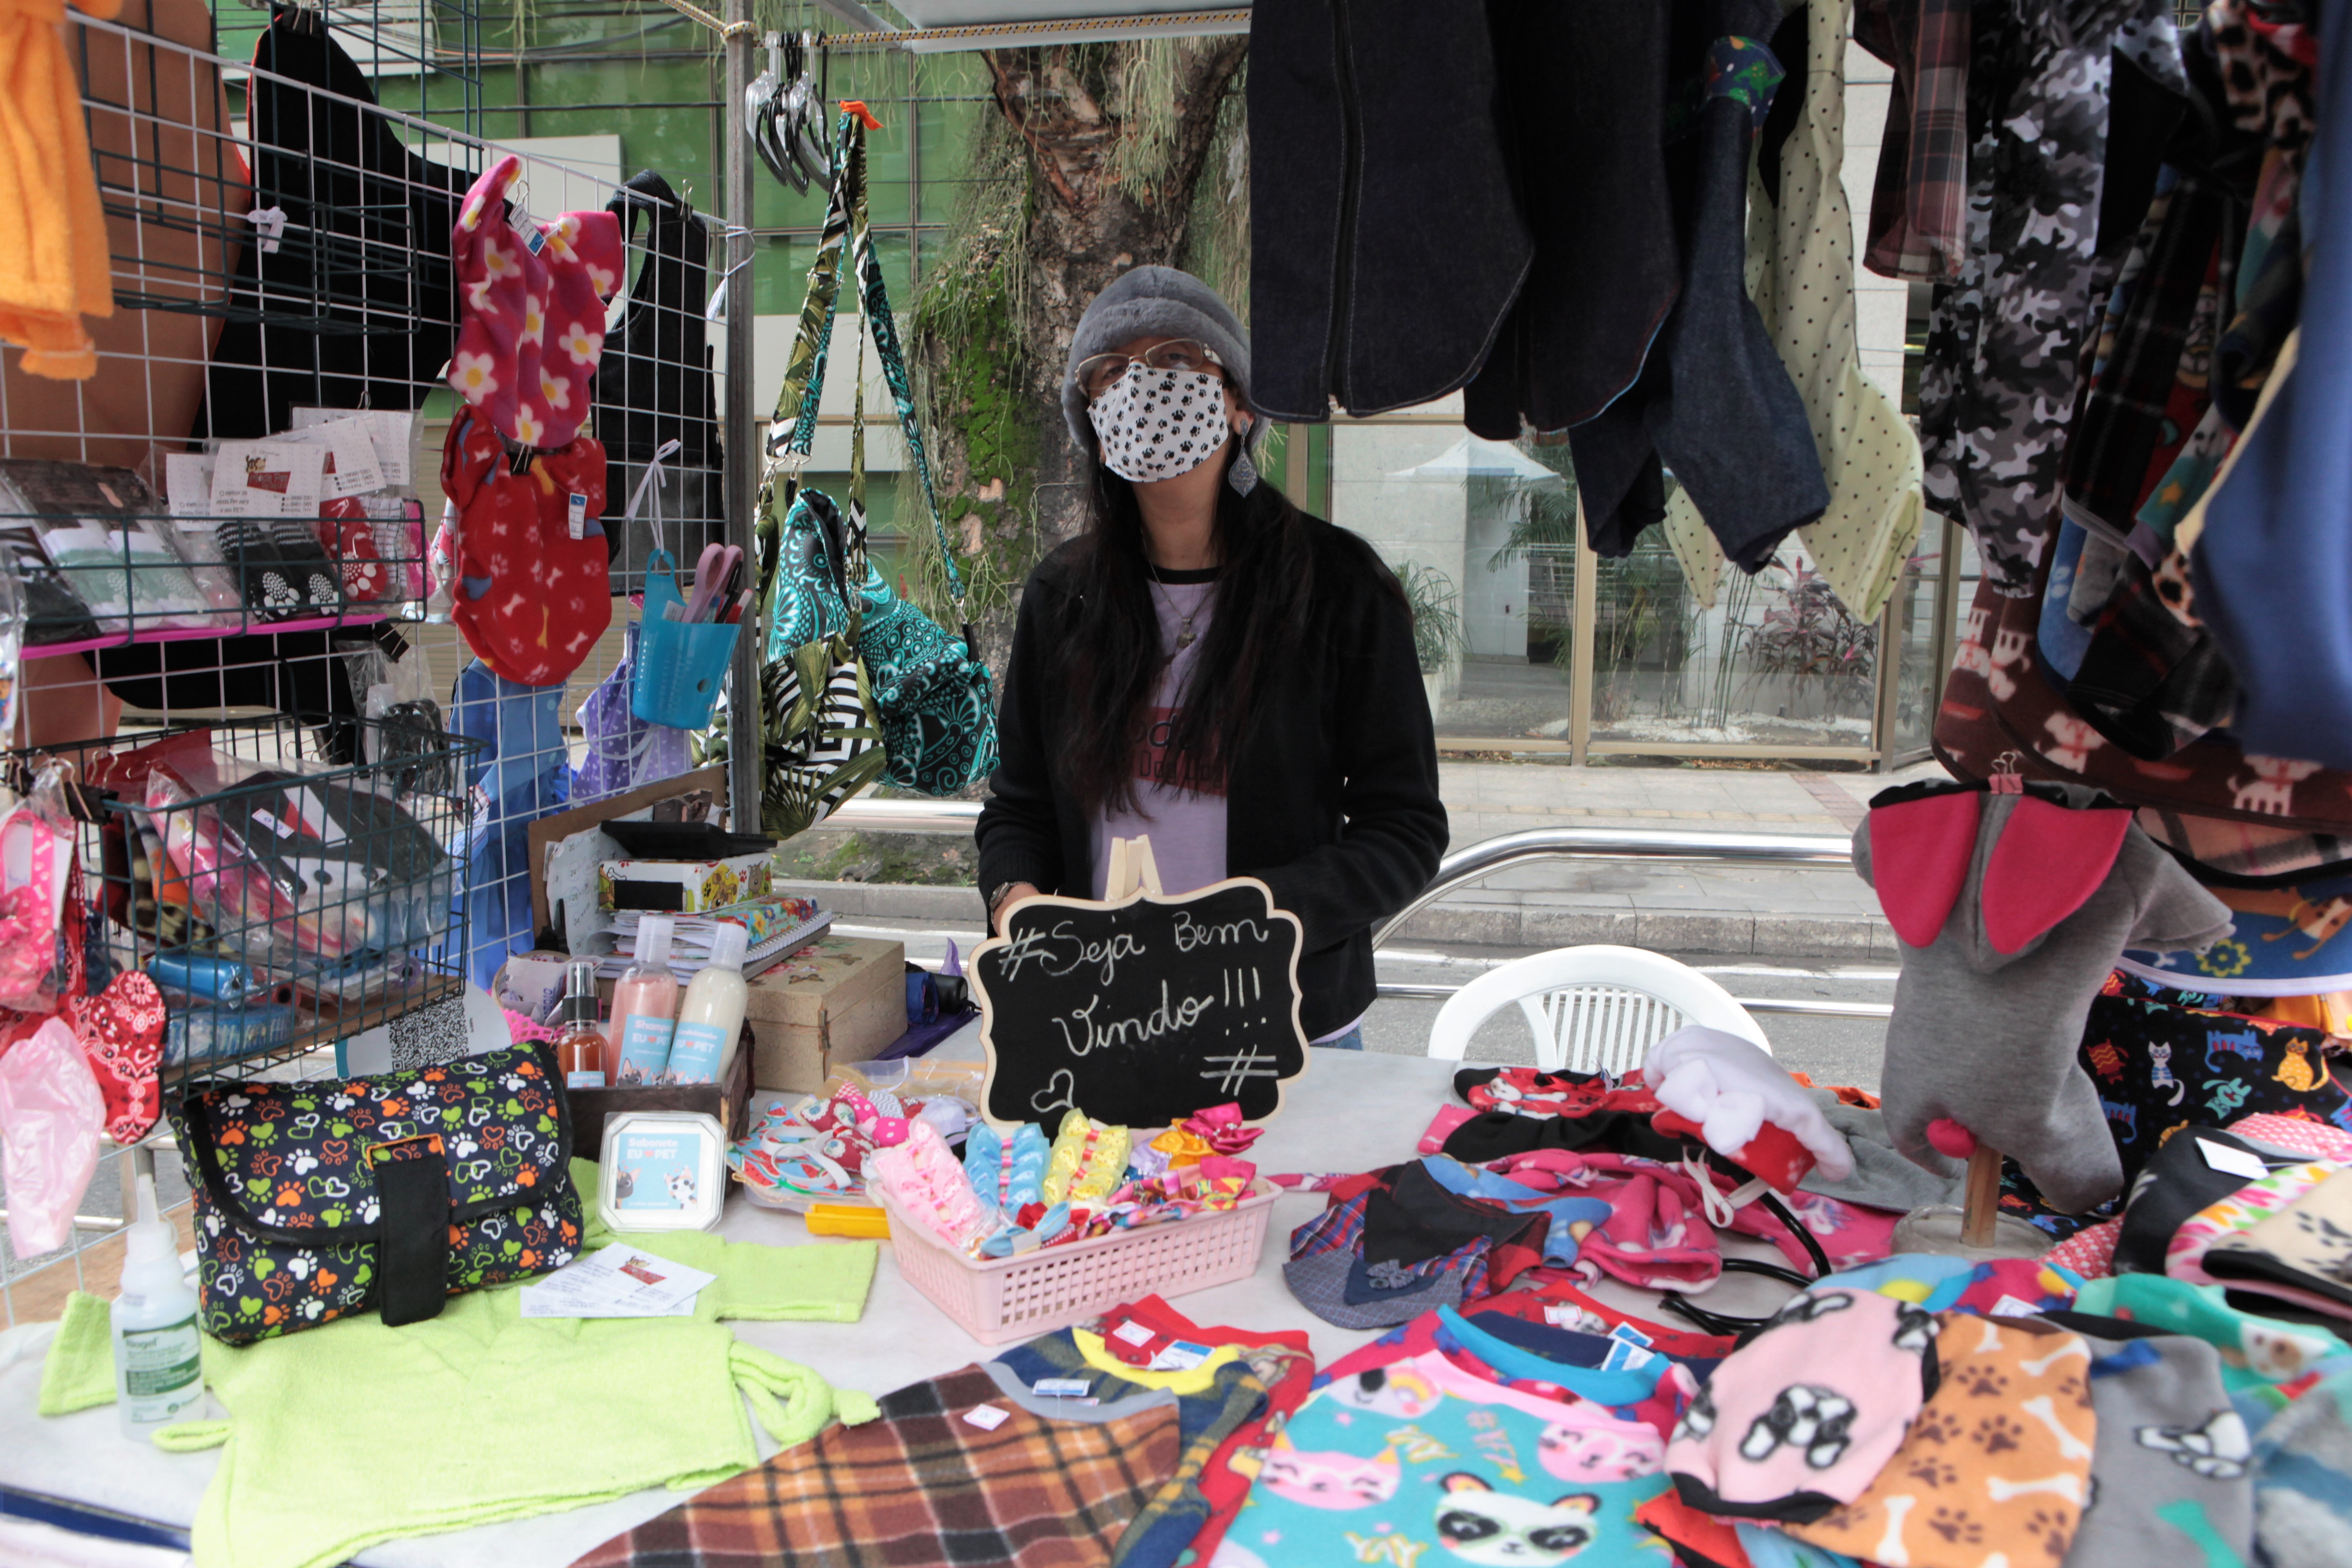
[143,745,454,975]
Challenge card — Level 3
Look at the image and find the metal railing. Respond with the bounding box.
[826,803,1894,1021]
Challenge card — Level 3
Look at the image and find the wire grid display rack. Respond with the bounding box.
[1,0,754,1324]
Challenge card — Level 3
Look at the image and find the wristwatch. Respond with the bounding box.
[985,882,1020,923]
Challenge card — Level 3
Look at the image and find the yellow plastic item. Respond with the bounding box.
[1148,1126,1213,1168]
[805,1203,892,1238]
[1042,1109,1130,1207]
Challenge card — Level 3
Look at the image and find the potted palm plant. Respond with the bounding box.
[1395,562,1466,717]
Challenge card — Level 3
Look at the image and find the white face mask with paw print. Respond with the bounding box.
[1086,363,1230,483]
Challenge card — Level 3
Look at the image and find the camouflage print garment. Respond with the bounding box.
[1918,0,2154,596]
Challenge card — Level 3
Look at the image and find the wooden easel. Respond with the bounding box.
[1102,835,1164,901]
[1961,1145,2004,1248]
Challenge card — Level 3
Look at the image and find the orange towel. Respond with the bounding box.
[0,0,121,379]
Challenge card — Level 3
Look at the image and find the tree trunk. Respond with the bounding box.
[910,39,1248,676]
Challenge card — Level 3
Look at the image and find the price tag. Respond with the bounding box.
[1033,1379,1092,1399]
[567,493,588,539]
[962,1404,1011,1431]
[1111,1319,1157,1348]
[2197,1139,2270,1181]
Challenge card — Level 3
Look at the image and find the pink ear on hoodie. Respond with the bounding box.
[1869,790,1983,947]
[1981,796,2131,954]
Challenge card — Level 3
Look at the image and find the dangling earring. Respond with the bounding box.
[1228,421,1259,496]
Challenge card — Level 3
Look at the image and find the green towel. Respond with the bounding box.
[38,1291,116,1416]
[41,1163,882,1568]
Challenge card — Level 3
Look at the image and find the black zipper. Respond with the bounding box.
[1326,0,1362,411]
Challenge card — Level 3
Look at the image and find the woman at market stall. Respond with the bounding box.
[976,266,1448,1050]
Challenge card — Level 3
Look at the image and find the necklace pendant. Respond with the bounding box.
[1174,626,1197,650]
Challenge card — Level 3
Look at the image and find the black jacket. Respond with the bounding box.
[975,517,1449,1039]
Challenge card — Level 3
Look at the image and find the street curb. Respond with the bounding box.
[778,878,1895,959]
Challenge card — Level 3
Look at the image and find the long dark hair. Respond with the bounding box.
[1057,450,1317,814]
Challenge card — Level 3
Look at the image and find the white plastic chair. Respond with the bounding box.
[1426,944,1770,1073]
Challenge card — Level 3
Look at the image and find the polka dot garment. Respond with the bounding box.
[1085,363,1231,483]
[1667,0,1925,622]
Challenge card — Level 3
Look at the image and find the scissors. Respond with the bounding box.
[678,543,743,624]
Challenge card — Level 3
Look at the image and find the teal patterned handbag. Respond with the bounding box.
[754,112,996,834]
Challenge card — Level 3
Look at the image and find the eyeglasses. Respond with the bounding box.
[1075,339,1224,401]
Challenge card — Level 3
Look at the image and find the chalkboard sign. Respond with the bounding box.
[973,867,1309,1130]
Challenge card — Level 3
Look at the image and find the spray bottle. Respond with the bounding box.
[111,1170,203,1440]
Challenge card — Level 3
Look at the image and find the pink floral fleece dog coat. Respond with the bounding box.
[448,153,622,449]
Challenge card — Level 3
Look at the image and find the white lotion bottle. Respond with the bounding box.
[610,914,681,1085]
[113,1171,203,1440]
[668,921,748,1084]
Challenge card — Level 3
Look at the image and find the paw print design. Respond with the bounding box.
[1904,1455,1959,1488]
[1910,1409,1963,1446]
[2027,1508,2072,1559]
[1957,1366,2010,1398]
[262,571,299,608]
[1925,1506,1983,1545]
[1973,1414,2024,1455]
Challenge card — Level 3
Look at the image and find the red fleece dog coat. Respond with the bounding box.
[443,410,611,686]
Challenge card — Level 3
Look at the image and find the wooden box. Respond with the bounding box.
[746,935,908,1093]
[567,1026,752,1155]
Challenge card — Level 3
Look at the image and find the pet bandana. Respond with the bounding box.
[1086,363,1231,484]
[449,154,623,449]
[441,409,613,687]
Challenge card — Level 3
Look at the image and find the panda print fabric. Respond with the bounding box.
[1213,1342,1676,1566]
[1086,364,1231,484]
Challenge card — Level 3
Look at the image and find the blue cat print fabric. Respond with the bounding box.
[1210,1346,1673,1568]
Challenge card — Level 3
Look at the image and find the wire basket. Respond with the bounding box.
[871,1181,1281,1346]
[5,713,481,1092]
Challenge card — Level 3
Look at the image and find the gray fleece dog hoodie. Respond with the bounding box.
[1853,781,2231,1213]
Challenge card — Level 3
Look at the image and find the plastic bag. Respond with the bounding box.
[353,632,456,798]
[0,551,22,746]
[144,745,455,977]
[0,759,78,1012]
[0,1017,106,1258]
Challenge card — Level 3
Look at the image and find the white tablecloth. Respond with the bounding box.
[0,1029,1802,1566]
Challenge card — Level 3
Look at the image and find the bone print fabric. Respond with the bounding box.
[1918,0,2142,596]
[448,154,624,449]
[1086,366,1230,485]
[168,1043,582,1344]
[1784,1315,2097,1568]
[442,407,614,687]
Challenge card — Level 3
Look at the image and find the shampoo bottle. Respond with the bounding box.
[668,921,748,1084]
[554,960,608,1090]
[112,1171,202,1441]
[610,914,681,1085]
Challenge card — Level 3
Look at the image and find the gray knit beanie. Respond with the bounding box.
[1061,266,1270,463]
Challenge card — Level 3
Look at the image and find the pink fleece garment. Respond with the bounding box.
[449,155,624,449]
[1664,1287,1937,1522]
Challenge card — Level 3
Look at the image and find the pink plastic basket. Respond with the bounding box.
[873,1181,1282,1346]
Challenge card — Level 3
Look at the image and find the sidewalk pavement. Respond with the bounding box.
[1396,758,1946,958]
[778,758,1951,960]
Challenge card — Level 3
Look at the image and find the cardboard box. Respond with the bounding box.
[599,853,774,914]
[746,935,908,1093]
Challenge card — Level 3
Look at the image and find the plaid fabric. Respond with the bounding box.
[991,1325,1265,1568]
[2062,173,2231,534]
[2066,556,2239,758]
[570,1364,1179,1568]
[1861,0,1973,280]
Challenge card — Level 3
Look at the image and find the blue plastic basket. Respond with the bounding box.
[632,549,740,729]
